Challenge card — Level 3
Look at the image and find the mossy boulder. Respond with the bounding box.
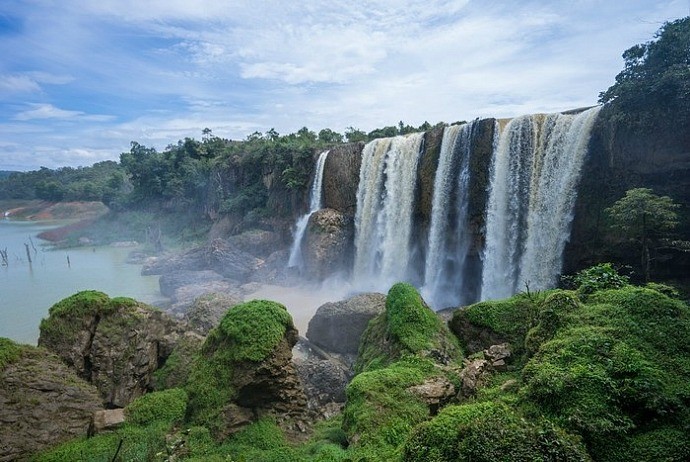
[1,339,102,461]
[355,283,461,373]
[185,299,307,439]
[342,284,463,459]
[38,291,188,407]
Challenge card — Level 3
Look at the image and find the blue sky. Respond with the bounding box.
[0,0,688,171]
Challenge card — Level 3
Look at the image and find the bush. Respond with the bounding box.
[0,337,22,371]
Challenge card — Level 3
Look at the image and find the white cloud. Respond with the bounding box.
[13,104,114,122]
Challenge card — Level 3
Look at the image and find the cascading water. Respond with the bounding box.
[287,150,329,269]
[480,107,601,300]
[353,133,424,290]
[422,122,475,308]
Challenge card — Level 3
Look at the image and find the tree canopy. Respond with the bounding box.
[599,17,690,124]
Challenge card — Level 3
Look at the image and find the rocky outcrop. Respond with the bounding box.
[0,341,102,461]
[306,293,386,354]
[186,300,308,439]
[322,143,363,214]
[250,249,301,285]
[38,291,187,408]
[302,208,354,280]
[226,229,282,259]
[159,270,227,297]
[184,292,242,334]
[142,239,261,281]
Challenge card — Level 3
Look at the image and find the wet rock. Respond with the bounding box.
[458,358,492,399]
[302,208,354,281]
[0,342,102,461]
[306,293,386,354]
[407,375,456,411]
[159,270,226,297]
[226,229,282,259]
[169,280,242,315]
[322,143,363,214]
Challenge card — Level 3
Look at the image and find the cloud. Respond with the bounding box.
[0,74,42,94]
[13,104,115,122]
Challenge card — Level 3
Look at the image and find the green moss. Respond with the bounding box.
[207,299,293,362]
[0,337,22,371]
[153,334,203,390]
[124,388,188,426]
[402,401,590,461]
[343,356,447,460]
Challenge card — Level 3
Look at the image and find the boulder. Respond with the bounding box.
[0,340,102,461]
[250,249,300,285]
[184,292,242,334]
[186,300,308,439]
[306,293,386,354]
[407,375,456,411]
[293,338,352,418]
[38,291,187,408]
[457,358,491,399]
[302,208,354,280]
[142,239,261,281]
[226,229,283,258]
[169,280,242,315]
[159,270,226,297]
[90,409,125,434]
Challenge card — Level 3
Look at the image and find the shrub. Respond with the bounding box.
[0,337,22,371]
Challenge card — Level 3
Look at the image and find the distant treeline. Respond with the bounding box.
[0,121,442,221]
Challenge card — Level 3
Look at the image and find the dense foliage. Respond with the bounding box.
[599,16,690,125]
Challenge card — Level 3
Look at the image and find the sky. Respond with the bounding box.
[0,0,688,171]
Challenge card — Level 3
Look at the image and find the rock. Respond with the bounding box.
[169,280,242,315]
[152,332,204,391]
[293,338,352,417]
[250,249,299,285]
[407,376,456,412]
[302,208,354,280]
[226,229,282,258]
[91,409,125,434]
[484,343,511,371]
[322,143,363,214]
[0,341,102,461]
[458,358,491,399]
[448,309,509,355]
[159,270,226,297]
[142,239,261,281]
[184,292,242,334]
[38,291,188,408]
[186,300,308,439]
[306,293,386,354]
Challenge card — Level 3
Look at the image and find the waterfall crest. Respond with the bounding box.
[353,133,424,290]
[287,150,329,269]
[480,107,601,300]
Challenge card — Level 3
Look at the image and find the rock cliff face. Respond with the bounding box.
[565,107,690,284]
[38,291,187,408]
[0,340,102,461]
[322,143,363,214]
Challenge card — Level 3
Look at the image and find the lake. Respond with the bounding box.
[0,218,163,345]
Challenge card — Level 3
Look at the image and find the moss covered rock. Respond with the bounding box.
[38,291,188,407]
[355,283,461,373]
[402,401,590,461]
[1,339,102,461]
[185,299,307,439]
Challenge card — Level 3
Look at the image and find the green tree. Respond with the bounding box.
[605,188,680,281]
[599,17,690,124]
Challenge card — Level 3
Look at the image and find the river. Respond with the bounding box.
[0,218,162,345]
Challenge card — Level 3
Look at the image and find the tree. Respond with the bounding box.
[599,17,690,124]
[605,188,680,281]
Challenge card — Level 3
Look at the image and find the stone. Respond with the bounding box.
[306,293,386,354]
[302,208,354,281]
[169,280,242,315]
[407,376,456,411]
[39,292,188,408]
[226,229,282,259]
[321,143,363,214]
[184,292,242,334]
[0,344,102,461]
[91,408,125,434]
[159,270,226,297]
[458,358,491,399]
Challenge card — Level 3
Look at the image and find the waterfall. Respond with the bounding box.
[287,150,329,269]
[421,122,475,308]
[480,107,601,300]
[353,133,424,289]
